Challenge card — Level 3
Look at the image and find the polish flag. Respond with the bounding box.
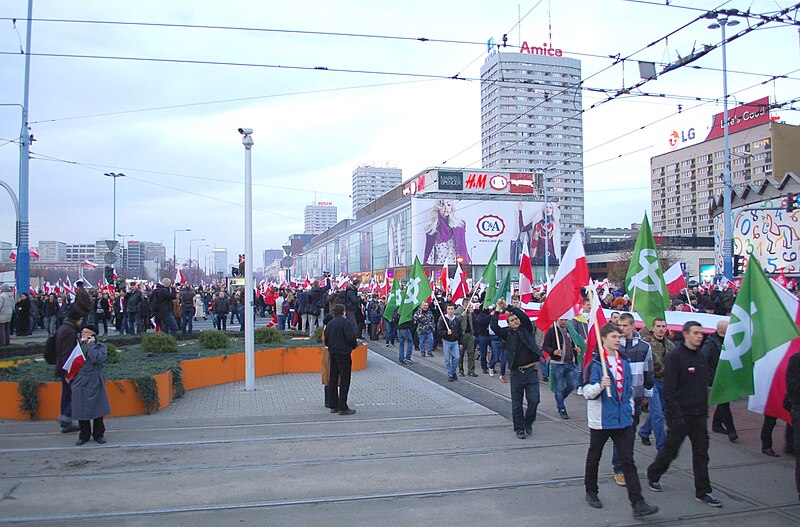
[175,269,187,285]
[8,251,16,261]
[29,248,40,259]
[536,231,589,332]
[64,276,75,297]
[773,271,789,288]
[302,271,311,289]
[440,263,448,294]
[583,281,609,370]
[63,342,86,382]
[29,286,37,295]
[450,263,469,304]
[82,260,98,269]
[336,275,350,289]
[380,270,390,298]
[518,243,534,304]
[663,262,687,296]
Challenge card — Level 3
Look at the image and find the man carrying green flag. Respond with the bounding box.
[398,257,433,325]
[625,213,669,329]
[493,272,512,305]
[481,243,499,309]
[383,278,402,322]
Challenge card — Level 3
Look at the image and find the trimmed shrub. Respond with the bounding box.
[141,333,178,354]
[198,330,230,350]
[106,342,121,364]
[313,327,324,343]
[254,326,281,345]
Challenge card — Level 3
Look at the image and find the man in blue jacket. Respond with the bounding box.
[583,323,659,519]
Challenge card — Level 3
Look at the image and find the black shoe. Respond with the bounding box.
[728,431,739,443]
[762,448,779,457]
[447,376,454,382]
[695,493,722,507]
[61,425,80,434]
[516,430,526,439]
[468,372,478,377]
[75,438,88,446]
[482,369,489,374]
[641,435,652,446]
[525,425,533,436]
[452,373,458,380]
[330,408,339,413]
[585,493,602,509]
[648,480,662,492]
[459,370,465,377]
[632,500,659,518]
[95,437,106,444]
[339,409,356,416]
[558,409,569,420]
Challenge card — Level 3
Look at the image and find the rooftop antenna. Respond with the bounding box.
[548,0,552,47]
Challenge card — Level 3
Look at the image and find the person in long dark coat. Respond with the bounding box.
[72,324,112,445]
[15,293,31,336]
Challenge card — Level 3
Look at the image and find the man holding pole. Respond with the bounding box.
[437,303,462,381]
[583,323,659,519]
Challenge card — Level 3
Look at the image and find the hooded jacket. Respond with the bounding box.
[583,353,635,430]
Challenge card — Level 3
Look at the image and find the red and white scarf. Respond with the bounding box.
[604,351,624,397]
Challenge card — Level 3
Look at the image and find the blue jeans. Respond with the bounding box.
[478,335,491,371]
[181,306,194,334]
[398,329,413,361]
[59,377,73,426]
[639,380,665,450]
[161,314,179,337]
[510,367,540,433]
[489,337,506,375]
[419,331,434,356]
[443,340,460,377]
[384,321,396,344]
[277,314,286,330]
[126,311,141,334]
[551,362,578,412]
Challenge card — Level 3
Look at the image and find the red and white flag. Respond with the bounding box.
[536,231,589,332]
[380,270,390,298]
[583,282,609,370]
[175,269,187,285]
[518,243,534,304]
[29,248,40,259]
[63,342,86,382]
[450,263,469,304]
[64,276,75,297]
[336,275,350,289]
[82,260,98,269]
[664,262,687,296]
[8,251,16,261]
[440,263,448,294]
[773,271,789,288]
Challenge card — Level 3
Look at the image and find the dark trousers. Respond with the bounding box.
[0,322,10,346]
[585,426,643,504]
[79,417,105,441]
[328,353,352,411]
[114,312,123,332]
[647,414,711,498]
[761,415,795,451]
[59,377,72,426]
[509,367,540,433]
[792,410,800,498]
[712,403,736,433]
[181,307,194,334]
[96,313,108,335]
[216,313,227,331]
[613,396,644,473]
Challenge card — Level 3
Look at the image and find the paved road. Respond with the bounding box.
[0,341,798,526]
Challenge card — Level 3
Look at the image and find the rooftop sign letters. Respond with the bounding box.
[519,41,563,57]
[705,97,770,141]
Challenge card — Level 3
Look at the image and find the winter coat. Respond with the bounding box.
[490,306,541,370]
[193,294,204,313]
[324,314,358,355]
[296,291,309,315]
[152,285,177,320]
[179,289,195,309]
[584,354,635,430]
[70,341,112,420]
[73,287,93,318]
[618,332,655,399]
[0,291,14,323]
[213,296,230,315]
[414,309,436,334]
[54,319,81,378]
[124,289,142,313]
[437,314,462,343]
[662,342,710,421]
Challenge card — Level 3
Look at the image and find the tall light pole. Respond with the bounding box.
[188,238,205,277]
[196,244,210,285]
[15,0,34,299]
[104,173,126,239]
[173,229,191,279]
[708,11,739,279]
[239,127,256,391]
[117,234,133,270]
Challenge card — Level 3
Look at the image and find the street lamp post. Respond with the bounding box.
[104,173,126,240]
[239,128,256,391]
[708,11,739,280]
[117,234,133,271]
[196,244,210,285]
[188,238,205,284]
[173,229,191,279]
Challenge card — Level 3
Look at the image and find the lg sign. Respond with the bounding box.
[668,128,696,149]
[477,215,505,238]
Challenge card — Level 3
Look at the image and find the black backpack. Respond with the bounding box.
[44,335,57,365]
[148,291,160,313]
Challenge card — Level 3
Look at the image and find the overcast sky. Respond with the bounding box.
[1,0,798,267]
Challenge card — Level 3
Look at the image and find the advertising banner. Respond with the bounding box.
[411,198,561,266]
[387,210,407,268]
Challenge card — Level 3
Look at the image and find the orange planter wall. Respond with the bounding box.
[0,344,367,420]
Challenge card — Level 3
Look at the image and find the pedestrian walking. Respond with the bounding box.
[324,304,359,416]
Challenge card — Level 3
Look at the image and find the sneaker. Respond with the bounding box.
[339,408,356,416]
[452,373,458,380]
[516,430,527,439]
[585,493,603,509]
[95,437,107,444]
[632,500,659,518]
[405,358,414,364]
[695,493,722,508]
[648,480,662,492]
[459,370,465,377]
[468,372,478,377]
[482,369,489,374]
[614,473,626,487]
[398,360,406,365]
[61,424,80,434]
[576,386,583,396]
[499,375,507,383]
[558,409,569,419]
[75,438,88,446]
[448,376,455,382]
[489,368,495,377]
[641,435,652,446]
[525,425,533,436]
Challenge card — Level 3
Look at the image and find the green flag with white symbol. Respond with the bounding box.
[481,243,500,309]
[625,214,669,329]
[399,257,433,325]
[383,278,402,321]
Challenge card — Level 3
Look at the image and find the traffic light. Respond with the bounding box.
[787,192,799,212]
[733,255,747,277]
[104,265,114,283]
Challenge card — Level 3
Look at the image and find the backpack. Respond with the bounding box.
[44,335,57,365]
[148,291,160,314]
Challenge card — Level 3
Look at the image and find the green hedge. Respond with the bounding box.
[254,326,281,344]
[198,330,230,350]
[141,333,178,354]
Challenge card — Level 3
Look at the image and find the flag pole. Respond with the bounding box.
[431,294,450,332]
[553,321,562,351]
[588,288,612,397]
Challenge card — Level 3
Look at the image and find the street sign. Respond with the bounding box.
[105,240,118,251]
[281,256,294,268]
[104,252,118,264]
